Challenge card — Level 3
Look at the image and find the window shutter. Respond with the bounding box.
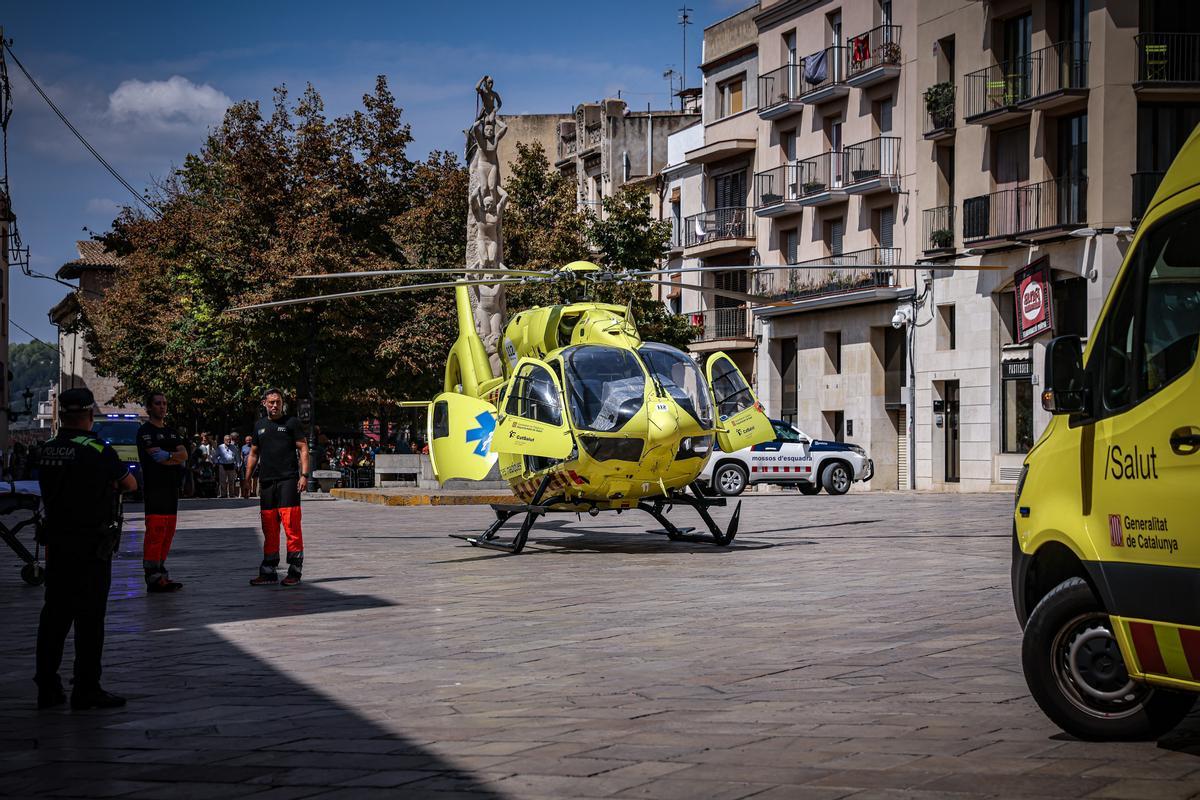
[830,218,844,256]
[880,206,894,250]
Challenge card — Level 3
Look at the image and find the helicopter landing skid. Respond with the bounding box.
[448,474,555,555]
[640,482,741,547]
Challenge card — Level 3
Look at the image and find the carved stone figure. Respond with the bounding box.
[465,75,509,374]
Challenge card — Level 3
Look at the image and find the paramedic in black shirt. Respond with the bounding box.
[244,388,309,587]
[137,391,188,592]
[35,387,137,710]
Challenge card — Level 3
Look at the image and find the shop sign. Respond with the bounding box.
[1014,256,1054,343]
[1002,360,1033,380]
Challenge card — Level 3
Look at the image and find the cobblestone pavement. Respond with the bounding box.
[3,491,1200,799]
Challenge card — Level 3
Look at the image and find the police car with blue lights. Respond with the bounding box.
[698,418,873,497]
[92,413,145,498]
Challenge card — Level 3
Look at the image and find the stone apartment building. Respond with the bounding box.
[668,0,1195,492]
[668,4,763,383]
[552,99,699,218]
[909,0,1199,491]
[49,241,141,418]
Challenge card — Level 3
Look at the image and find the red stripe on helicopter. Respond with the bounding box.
[1129,621,1168,674]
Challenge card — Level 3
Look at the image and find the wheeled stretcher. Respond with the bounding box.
[0,481,44,585]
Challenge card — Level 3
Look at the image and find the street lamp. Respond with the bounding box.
[7,386,34,422]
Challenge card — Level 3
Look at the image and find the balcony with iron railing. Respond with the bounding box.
[963,59,1032,124]
[923,205,955,253]
[1135,33,1200,90]
[753,162,802,217]
[754,248,900,303]
[683,207,756,257]
[962,176,1087,244]
[923,83,955,141]
[964,41,1089,123]
[1132,171,1166,221]
[792,151,848,207]
[1020,40,1089,111]
[843,136,901,194]
[845,24,902,89]
[758,64,804,120]
[797,45,849,105]
[689,306,753,342]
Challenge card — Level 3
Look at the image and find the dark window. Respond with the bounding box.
[1053,277,1088,338]
[825,331,842,374]
[1093,203,1200,414]
[1002,377,1035,453]
[781,338,798,423]
[714,169,747,209]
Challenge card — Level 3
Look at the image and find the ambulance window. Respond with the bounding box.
[506,363,562,426]
[1139,207,1200,396]
[1099,274,1137,410]
[1096,204,1200,413]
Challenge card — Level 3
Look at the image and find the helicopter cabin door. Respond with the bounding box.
[494,358,574,464]
[426,393,499,483]
[706,352,773,453]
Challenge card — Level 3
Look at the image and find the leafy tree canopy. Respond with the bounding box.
[8,341,58,404]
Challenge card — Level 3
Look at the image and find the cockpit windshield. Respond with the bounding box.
[637,343,714,428]
[563,346,646,432]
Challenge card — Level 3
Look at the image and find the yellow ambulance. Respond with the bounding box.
[1014,124,1200,739]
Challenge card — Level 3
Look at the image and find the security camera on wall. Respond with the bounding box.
[891,308,910,329]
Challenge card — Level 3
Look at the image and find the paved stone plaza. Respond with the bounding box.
[3,492,1200,799]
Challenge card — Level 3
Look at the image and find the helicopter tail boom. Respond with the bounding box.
[444,283,498,398]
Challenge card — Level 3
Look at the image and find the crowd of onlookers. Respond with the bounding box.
[5,426,430,496]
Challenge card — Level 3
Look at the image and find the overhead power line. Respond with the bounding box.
[10,318,55,349]
[2,39,160,218]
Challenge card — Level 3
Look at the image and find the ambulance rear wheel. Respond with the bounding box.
[1022,577,1196,740]
[713,463,748,497]
[798,483,821,495]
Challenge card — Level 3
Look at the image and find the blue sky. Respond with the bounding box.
[4,0,744,345]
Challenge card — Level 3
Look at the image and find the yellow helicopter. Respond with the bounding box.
[230,260,779,552]
[231,258,1002,553]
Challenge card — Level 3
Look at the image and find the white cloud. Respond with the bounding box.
[108,75,230,129]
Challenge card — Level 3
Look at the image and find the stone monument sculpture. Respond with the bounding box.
[465,75,508,375]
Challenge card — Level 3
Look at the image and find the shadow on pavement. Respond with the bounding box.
[0,510,505,798]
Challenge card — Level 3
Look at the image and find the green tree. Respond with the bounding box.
[501,142,696,350]
[85,78,464,427]
[7,341,58,404]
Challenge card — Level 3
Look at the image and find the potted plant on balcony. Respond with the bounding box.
[802,180,826,194]
[923,82,954,130]
[929,228,953,249]
[761,192,783,205]
[877,40,902,66]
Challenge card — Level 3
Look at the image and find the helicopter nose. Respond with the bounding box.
[646,401,682,451]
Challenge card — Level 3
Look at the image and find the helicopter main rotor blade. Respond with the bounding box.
[631,262,1007,278]
[624,278,795,308]
[291,266,550,280]
[225,277,532,313]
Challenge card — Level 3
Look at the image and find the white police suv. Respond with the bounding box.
[699,418,873,497]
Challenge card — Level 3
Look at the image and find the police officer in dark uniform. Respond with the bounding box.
[34,388,137,710]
